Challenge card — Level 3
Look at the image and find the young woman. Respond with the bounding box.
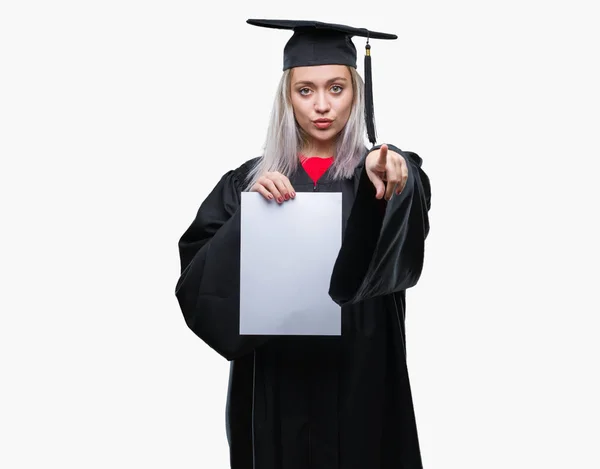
[175,19,432,469]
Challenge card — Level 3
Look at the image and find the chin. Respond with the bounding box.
[308,129,337,143]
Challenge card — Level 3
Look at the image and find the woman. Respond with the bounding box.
[175,19,432,469]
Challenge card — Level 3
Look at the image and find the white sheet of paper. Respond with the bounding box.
[240,192,342,335]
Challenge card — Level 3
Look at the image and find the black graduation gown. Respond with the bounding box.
[175,144,432,469]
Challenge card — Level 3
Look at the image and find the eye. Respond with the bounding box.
[299,88,311,96]
[331,85,343,94]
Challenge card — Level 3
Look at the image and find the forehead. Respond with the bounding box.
[291,64,351,82]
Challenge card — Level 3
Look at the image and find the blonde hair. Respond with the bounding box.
[243,66,367,190]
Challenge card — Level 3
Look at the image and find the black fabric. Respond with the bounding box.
[364,44,377,144]
[246,19,397,70]
[246,19,397,40]
[175,158,267,360]
[175,145,432,468]
[283,28,358,70]
[329,144,431,305]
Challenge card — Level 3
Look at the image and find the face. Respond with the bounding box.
[290,64,354,149]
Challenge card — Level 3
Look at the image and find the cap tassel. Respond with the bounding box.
[364,40,377,145]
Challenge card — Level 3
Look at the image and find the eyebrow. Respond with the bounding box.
[293,77,349,87]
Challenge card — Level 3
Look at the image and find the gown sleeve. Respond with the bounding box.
[175,159,267,361]
[328,144,431,306]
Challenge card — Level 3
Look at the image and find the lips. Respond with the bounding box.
[313,119,333,129]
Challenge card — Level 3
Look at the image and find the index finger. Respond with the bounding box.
[378,144,388,165]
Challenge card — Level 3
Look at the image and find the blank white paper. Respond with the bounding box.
[240,192,342,335]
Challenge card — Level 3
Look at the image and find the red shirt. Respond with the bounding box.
[299,155,334,185]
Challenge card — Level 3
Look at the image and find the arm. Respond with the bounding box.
[175,162,267,361]
[329,144,431,306]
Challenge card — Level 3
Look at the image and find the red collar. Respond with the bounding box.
[299,155,334,184]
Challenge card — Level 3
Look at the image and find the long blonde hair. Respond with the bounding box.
[243,66,367,191]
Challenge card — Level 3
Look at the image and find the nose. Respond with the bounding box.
[314,91,331,114]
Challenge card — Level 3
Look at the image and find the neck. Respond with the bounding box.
[302,140,335,158]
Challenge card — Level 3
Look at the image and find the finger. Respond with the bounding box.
[385,159,402,200]
[259,178,284,203]
[282,176,296,199]
[386,181,399,201]
[396,160,409,194]
[269,172,295,199]
[371,176,386,200]
[377,144,388,166]
[393,159,402,196]
[272,178,291,201]
[253,184,274,201]
[385,173,399,201]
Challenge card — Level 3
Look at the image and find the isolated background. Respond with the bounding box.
[1,0,599,468]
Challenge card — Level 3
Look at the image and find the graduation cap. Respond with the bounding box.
[247,19,398,145]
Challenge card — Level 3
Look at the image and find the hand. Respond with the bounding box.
[365,144,408,201]
[250,171,296,204]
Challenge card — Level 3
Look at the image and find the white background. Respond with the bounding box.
[1,0,599,468]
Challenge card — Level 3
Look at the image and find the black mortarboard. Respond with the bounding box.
[247,19,398,145]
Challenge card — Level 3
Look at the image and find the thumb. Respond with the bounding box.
[370,175,385,199]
